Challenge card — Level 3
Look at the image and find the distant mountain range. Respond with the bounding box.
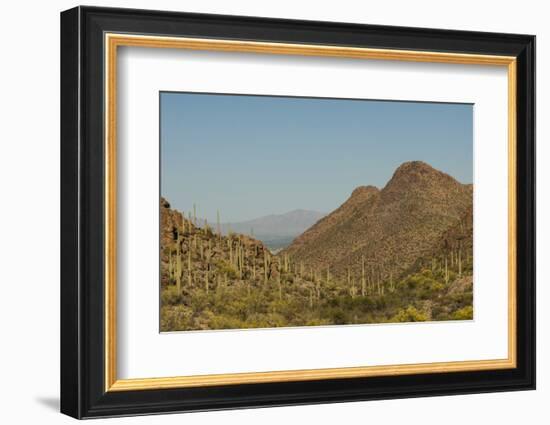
[220,210,326,252]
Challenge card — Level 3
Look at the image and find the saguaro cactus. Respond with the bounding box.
[263,250,268,284]
[367,275,371,296]
[236,244,243,279]
[445,256,449,284]
[187,248,192,287]
[242,245,246,272]
[176,253,182,293]
[174,236,182,292]
[361,255,366,296]
[168,251,174,281]
[315,270,321,299]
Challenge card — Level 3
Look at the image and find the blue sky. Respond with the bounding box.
[161,92,473,223]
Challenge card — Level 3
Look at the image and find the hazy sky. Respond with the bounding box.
[161,92,473,223]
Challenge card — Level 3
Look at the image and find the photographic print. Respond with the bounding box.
[160,92,474,332]
[61,9,535,416]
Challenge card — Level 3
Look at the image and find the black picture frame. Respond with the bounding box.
[61,5,535,419]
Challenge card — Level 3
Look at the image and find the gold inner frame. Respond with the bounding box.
[104,33,517,392]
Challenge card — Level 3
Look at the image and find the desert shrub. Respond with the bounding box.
[325,307,349,325]
[396,272,445,301]
[187,290,210,312]
[351,295,378,311]
[451,305,473,320]
[390,306,428,323]
[447,270,457,283]
[160,305,193,331]
[209,315,245,329]
[420,268,434,278]
[161,286,182,305]
[220,297,250,320]
[442,291,473,313]
[266,313,290,327]
[215,260,238,279]
[304,317,332,326]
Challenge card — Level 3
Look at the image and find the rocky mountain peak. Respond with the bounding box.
[383,160,462,196]
[350,185,379,198]
[390,160,443,182]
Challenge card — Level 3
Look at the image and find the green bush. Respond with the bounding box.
[215,260,238,279]
[451,305,473,320]
[390,306,428,323]
[161,286,182,305]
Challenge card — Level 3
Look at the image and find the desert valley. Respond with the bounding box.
[160,161,473,331]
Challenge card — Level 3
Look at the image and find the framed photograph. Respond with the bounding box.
[60,6,535,419]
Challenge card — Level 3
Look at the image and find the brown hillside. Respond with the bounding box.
[160,197,277,290]
[406,201,473,276]
[283,161,472,281]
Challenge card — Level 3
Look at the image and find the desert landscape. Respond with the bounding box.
[160,161,473,332]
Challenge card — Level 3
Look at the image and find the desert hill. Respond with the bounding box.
[161,197,276,292]
[282,161,472,282]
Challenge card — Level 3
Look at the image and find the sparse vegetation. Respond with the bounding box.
[160,181,473,332]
